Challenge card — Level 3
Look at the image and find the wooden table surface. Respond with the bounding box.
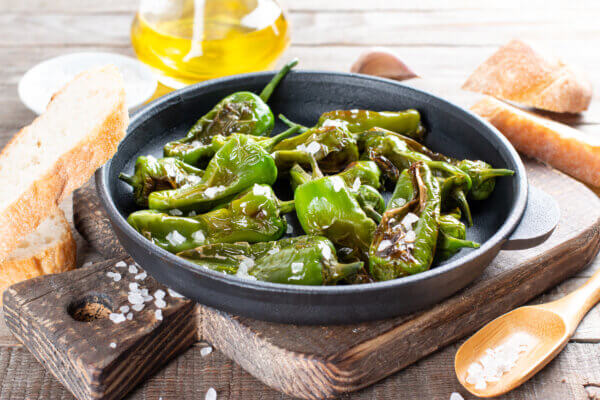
[1,1,600,399]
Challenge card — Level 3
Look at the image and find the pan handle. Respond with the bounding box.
[501,185,560,250]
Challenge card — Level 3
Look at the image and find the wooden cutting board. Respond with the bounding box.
[4,159,600,400]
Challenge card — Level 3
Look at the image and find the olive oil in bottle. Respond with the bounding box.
[131,0,290,89]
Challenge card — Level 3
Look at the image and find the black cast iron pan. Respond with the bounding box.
[97,71,560,324]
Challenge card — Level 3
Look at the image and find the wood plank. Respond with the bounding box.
[1,10,599,49]
[2,0,600,13]
[2,339,600,399]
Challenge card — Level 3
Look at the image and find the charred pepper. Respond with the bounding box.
[178,235,362,285]
[119,156,204,206]
[436,209,480,262]
[149,130,296,212]
[128,184,294,253]
[369,162,441,280]
[164,59,298,164]
[293,164,378,261]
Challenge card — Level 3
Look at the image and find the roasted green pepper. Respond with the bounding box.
[149,132,293,211]
[119,156,204,207]
[178,235,362,285]
[294,169,378,261]
[454,159,514,200]
[369,161,441,280]
[164,59,298,164]
[128,184,294,253]
[436,209,480,262]
[272,124,359,173]
[280,109,425,140]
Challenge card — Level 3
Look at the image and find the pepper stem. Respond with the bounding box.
[262,125,300,151]
[290,163,313,188]
[325,261,364,284]
[279,114,310,133]
[480,168,515,180]
[452,188,473,227]
[259,59,299,102]
[118,172,135,186]
[278,200,296,214]
[442,233,480,250]
[362,206,382,224]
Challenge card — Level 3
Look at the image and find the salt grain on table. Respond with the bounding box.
[155,309,163,321]
[115,261,127,268]
[120,305,130,313]
[109,313,126,324]
[449,393,464,400]
[154,289,166,299]
[109,342,117,349]
[167,288,184,298]
[135,272,147,280]
[205,387,217,400]
[132,303,145,312]
[200,346,213,357]
[155,298,167,309]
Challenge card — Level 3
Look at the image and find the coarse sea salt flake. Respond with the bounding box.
[449,393,464,400]
[128,264,138,274]
[201,346,213,357]
[120,305,130,313]
[168,288,184,298]
[331,176,345,192]
[205,388,217,400]
[305,141,321,155]
[127,312,133,320]
[168,208,183,216]
[135,272,147,280]
[132,303,145,312]
[192,230,206,243]
[401,212,419,229]
[166,230,186,246]
[109,313,126,324]
[115,261,127,268]
[155,309,163,321]
[112,272,121,282]
[291,262,303,273]
[128,293,144,305]
[154,289,166,299]
[155,298,167,309]
[129,282,139,292]
[377,240,392,252]
[404,230,416,243]
[109,342,117,349]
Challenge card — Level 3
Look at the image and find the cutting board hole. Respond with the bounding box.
[68,294,113,322]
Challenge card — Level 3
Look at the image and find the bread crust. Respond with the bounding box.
[471,96,600,187]
[0,66,128,261]
[0,209,76,304]
[463,40,592,113]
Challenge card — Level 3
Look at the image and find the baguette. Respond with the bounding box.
[0,65,128,261]
[0,209,76,304]
[463,40,592,113]
[471,96,600,186]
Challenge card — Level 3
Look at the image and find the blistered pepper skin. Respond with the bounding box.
[178,236,362,285]
[149,135,280,212]
[369,162,441,280]
[119,156,204,206]
[128,184,294,253]
[164,60,298,165]
[294,174,377,262]
[435,210,480,262]
[317,109,425,140]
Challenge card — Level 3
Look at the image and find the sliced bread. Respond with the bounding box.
[471,96,600,187]
[0,208,76,304]
[463,40,592,113]
[0,65,128,261]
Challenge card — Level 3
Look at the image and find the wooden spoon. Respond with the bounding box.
[455,268,600,397]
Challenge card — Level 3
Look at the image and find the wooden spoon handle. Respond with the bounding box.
[541,267,600,334]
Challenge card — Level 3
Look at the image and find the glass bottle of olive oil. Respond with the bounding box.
[131,0,290,89]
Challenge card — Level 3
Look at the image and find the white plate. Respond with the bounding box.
[18,52,158,115]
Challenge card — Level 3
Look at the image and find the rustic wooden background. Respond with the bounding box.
[1,1,600,399]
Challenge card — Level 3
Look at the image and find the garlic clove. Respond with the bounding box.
[350,47,418,81]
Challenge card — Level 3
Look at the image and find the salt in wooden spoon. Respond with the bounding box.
[455,268,600,397]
